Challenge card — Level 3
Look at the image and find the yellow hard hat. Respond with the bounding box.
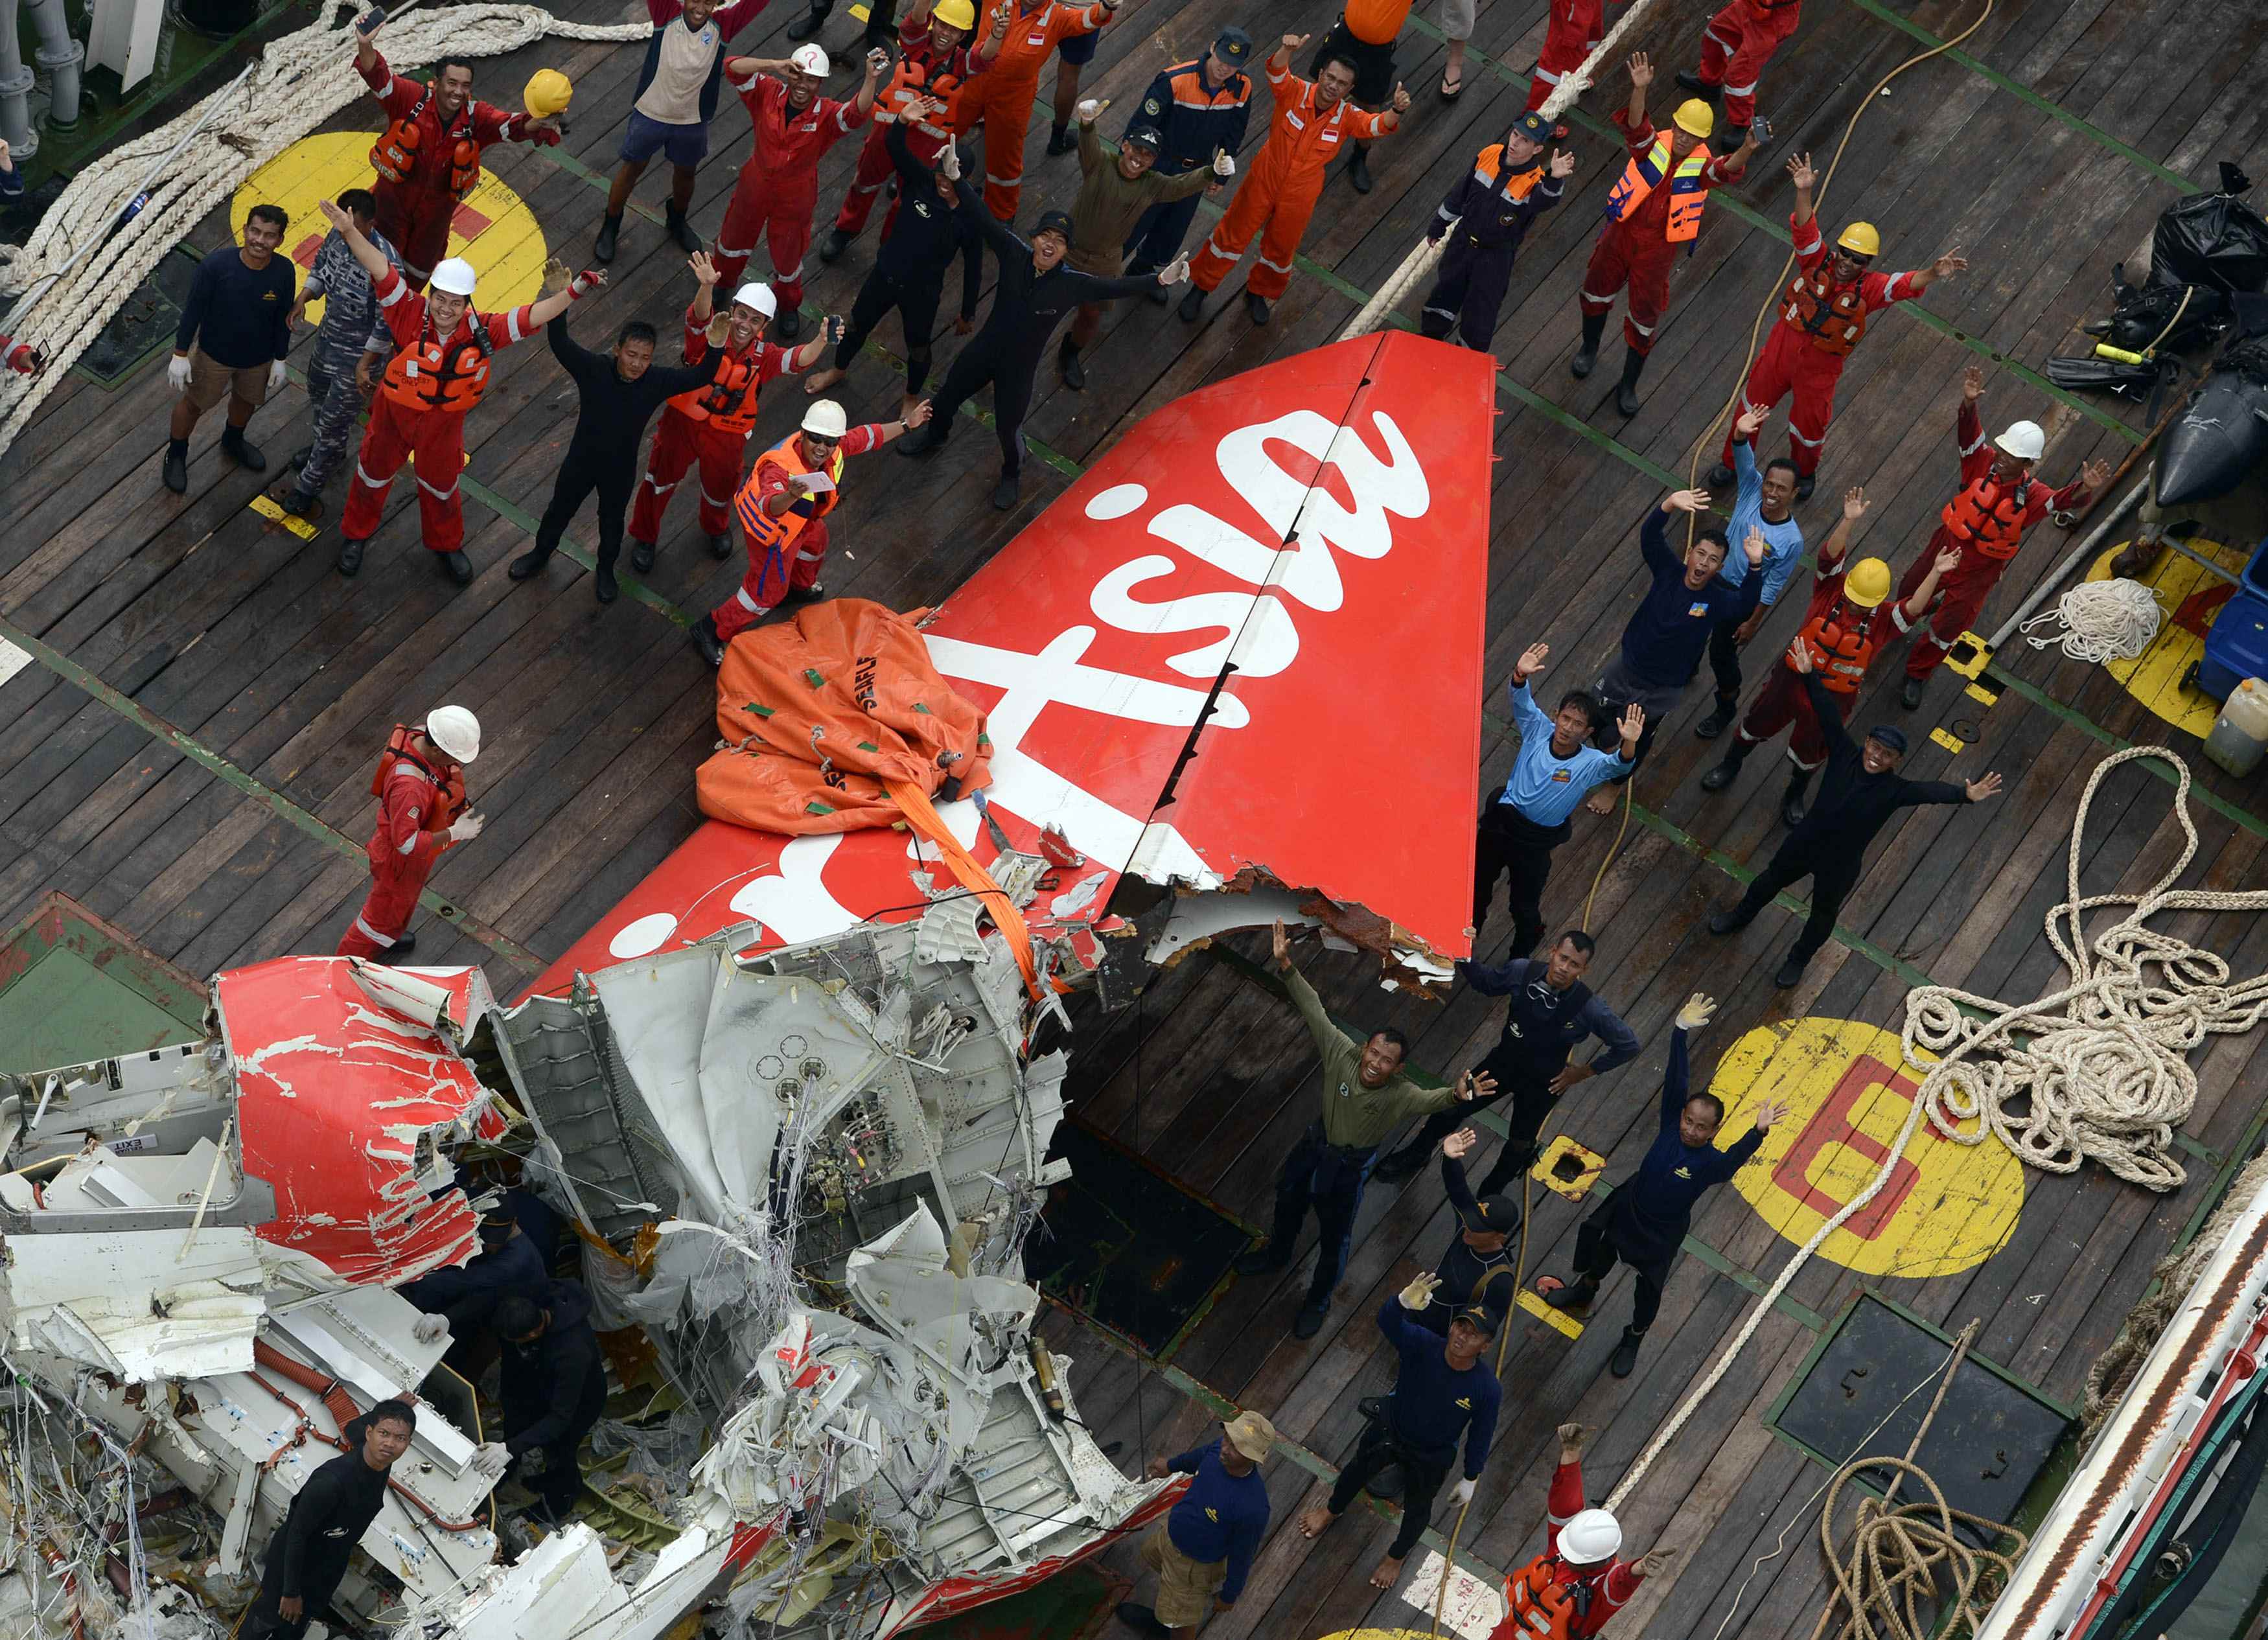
[1836,221,1880,257]
[1672,99,1714,139]
[1844,557,1892,608]
[932,0,977,27]
[524,69,573,119]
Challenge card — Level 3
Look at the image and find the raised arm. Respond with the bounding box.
[1816,485,1864,575]
[1456,956,1533,997]
[317,198,393,284]
[954,176,1028,258]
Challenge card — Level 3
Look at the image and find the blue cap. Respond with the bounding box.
[1212,25,1253,62]
[1510,111,1553,145]
[1866,724,1909,754]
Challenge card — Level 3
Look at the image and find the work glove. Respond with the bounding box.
[467,1441,513,1483]
[567,269,606,299]
[448,812,485,844]
[517,1444,548,1477]
[1211,149,1234,178]
[1074,97,1102,124]
[941,141,962,181]
[1452,1477,1475,1507]
[1398,1272,1441,1311]
[411,1314,450,1345]
[167,352,192,393]
[1674,993,1716,1032]
[1155,254,1190,286]
[267,359,288,393]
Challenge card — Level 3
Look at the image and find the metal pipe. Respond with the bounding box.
[25,0,83,132]
[1985,478,2149,650]
[0,0,36,155]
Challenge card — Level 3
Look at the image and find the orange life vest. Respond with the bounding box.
[684,332,770,436]
[371,726,468,833]
[370,86,483,202]
[1498,1556,1591,1640]
[881,40,974,131]
[1939,475,2033,560]
[380,316,496,415]
[1603,136,1710,242]
[1783,264,1869,355]
[1792,599,1880,695]
[735,434,847,553]
[1473,143,1546,201]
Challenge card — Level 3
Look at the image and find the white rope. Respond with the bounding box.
[1606,746,2268,1510]
[1336,0,1671,341]
[2017,578,2164,664]
[0,0,647,453]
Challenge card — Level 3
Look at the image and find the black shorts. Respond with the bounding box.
[1056,26,1099,64]
[1312,19,1397,108]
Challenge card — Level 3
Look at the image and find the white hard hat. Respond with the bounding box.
[430,259,478,297]
[1556,1508,1623,1567]
[425,705,481,764]
[732,283,779,317]
[1994,419,2045,461]
[790,43,829,75]
[802,399,848,438]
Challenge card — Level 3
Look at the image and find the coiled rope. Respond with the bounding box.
[0,0,647,454]
[2017,577,2164,664]
[1607,746,2268,1511]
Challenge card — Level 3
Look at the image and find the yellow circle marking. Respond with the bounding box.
[231,131,548,327]
[2084,536,2247,737]
[1711,1016,2024,1280]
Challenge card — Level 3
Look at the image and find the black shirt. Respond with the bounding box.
[1788,672,1969,860]
[176,246,297,368]
[262,1448,391,1605]
[548,318,723,478]
[1617,503,1764,690]
[877,123,984,323]
[953,179,1157,362]
[1413,1150,1518,1332]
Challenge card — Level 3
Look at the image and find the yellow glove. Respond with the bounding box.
[1398,1273,1441,1311]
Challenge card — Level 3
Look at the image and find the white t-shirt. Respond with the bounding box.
[634,17,723,126]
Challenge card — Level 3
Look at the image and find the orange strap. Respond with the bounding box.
[886,781,1051,1000]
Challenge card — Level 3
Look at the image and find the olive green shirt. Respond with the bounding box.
[1068,121,1216,276]
[1284,967,1461,1149]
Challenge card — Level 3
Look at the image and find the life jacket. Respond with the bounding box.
[684,329,770,435]
[1499,1555,1593,1640]
[1783,262,1869,355]
[735,434,847,554]
[371,85,483,202]
[380,313,496,415]
[370,726,468,833]
[1939,474,2033,560]
[1793,597,1880,695]
[1603,136,1710,242]
[1475,144,1546,202]
[880,40,973,131]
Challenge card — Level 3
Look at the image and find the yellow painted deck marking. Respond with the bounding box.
[1533,1135,1604,1203]
[233,132,549,326]
[2087,537,2247,737]
[248,492,319,539]
[1517,1288,1582,1338]
[1713,1017,2024,1279]
[1929,727,1964,754]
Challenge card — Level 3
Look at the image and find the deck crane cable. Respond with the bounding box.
[0,0,652,454]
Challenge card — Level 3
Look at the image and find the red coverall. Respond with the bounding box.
[713,422,892,640]
[1691,0,1802,129]
[358,49,556,288]
[1718,213,1922,477]
[714,73,871,311]
[1483,1457,1644,1640]
[342,268,543,554]
[1525,0,1604,114]
[337,741,463,959]
[1579,111,1742,353]
[1190,56,1392,302]
[833,15,985,240]
[952,0,1111,220]
[1735,557,1914,770]
[1895,400,2090,681]
[630,309,801,544]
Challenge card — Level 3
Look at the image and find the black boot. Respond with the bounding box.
[665,203,701,254]
[337,537,367,576]
[288,444,313,470]
[1676,69,1719,97]
[1346,146,1374,194]
[1234,1243,1289,1277]
[1615,349,1647,417]
[819,227,853,264]
[1774,949,1810,988]
[507,547,550,581]
[1695,696,1738,739]
[385,931,417,958]
[693,615,726,667]
[594,553,620,604]
[990,471,1021,511]
[1780,768,1813,830]
[1046,122,1076,156]
[1698,743,1748,791]
[786,3,829,39]
[708,531,733,559]
[1544,1279,1597,1316]
[629,538,656,574]
[896,422,947,459]
[162,440,189,492]
[441,549,474,586]
[1570,312,1606,378]
[1177,286,1207,322]
[279,486,322,521]
[1707,901,1755,936]
[1245,291,1272,325]
[1794,472,1816,502]
[1705,463,1735,487]
[594,212,622,263]
[1058,338,1086,390]
[222,428,266,471]
[1900,675,1927,710]
[774,308,802,342]
[1371,1144,1427,1183]
[1610,1328,1643,1378]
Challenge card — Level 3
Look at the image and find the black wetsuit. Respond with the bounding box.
[242,1448,391,1639]
[833,122,984,398]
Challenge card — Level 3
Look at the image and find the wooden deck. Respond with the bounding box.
[6,0,2268,1633]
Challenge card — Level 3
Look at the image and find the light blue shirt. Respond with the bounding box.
[1718,440,1807,606]
[1496,680,1632,826]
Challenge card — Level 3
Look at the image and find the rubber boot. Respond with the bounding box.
[1345,145,1374,194]
[1570,312,1606,378]
[1615,348,1647,417]
[1676,69,1719,97]
[665,203,701,255]
[786,3,829,39]
[1058,338,1085,390]
[819,227,853,264]
[594,212,622,264]
[1699,741,1748,791]
[1780,767,1814,830]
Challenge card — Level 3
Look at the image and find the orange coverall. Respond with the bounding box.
[338,738,464,958]
[1189,56,1393,302]
[951,0,1111,220]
